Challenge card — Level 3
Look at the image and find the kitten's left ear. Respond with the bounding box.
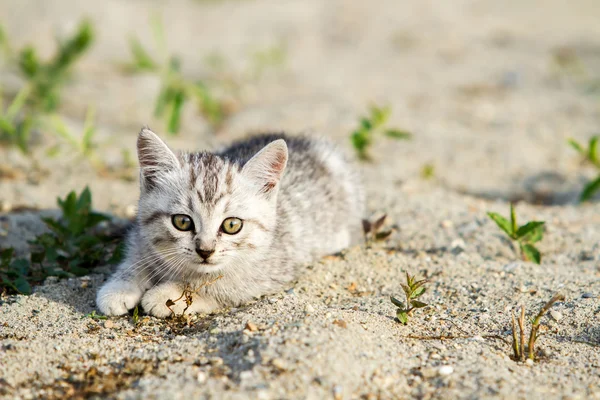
[242,139,288,195]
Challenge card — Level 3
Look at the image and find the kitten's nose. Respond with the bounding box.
[196,248,215,260]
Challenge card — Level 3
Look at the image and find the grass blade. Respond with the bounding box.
[510,203,517,236]
[589,136,599,166]
[167,90,185,134]
[521,243,541,264]
[384,129,412,140]
[487,212,513,237]
[516,221,545,240]
[580,175,600,202]
[567,138,585,155]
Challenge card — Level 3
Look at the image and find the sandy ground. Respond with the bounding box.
[1,0,600,399]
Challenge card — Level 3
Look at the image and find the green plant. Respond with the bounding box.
[30,187,120,277]
[0,21,94,154]
[487,204,545,264]
[351,105,411,161]
[0,248,32,294]
[390,272,428,325]
[0,85,33,152]
[511,293,565,361]
[125,16,227,133]
[568,136,600,202]
[84,310,108,320]
[18,20,94,112]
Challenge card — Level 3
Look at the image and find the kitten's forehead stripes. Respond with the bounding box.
[141,211,170,226]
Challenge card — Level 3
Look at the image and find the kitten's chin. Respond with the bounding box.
[191,263,225,275]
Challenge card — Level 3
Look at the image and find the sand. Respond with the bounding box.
[1,0,599,399]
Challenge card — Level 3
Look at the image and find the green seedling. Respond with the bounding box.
[0,248,32,294]
[420,163,436,180]
[390,272,428,325]
[29,187,120,277]
[487,203,545,264]
[351,105,411,161]
[0,85,33,152]
[18,20,94,112]
[125,16,227,133]
[568,136,600,202]
[511,293,565,362]
[132,305,140,325]
[84,310,108,320]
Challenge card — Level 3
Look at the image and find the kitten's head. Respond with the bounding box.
[135,128,288,278]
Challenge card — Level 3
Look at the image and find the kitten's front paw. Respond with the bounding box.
[141,282,186,318]
[96,280,143,316]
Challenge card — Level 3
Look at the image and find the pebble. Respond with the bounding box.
[582,293,595,299]
[245,321,258,332]
[304,304,315,314]
[197,371,207,384]
[503,262,520,272]
[332,319,347,329]
[271,358,287,371]
[550,310,563,322]
[525,359,534,366]
[438,365,454,376]
[104,320,114,329]
[332,385,343,400]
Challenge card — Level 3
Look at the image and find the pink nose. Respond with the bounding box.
[196,248,215,260]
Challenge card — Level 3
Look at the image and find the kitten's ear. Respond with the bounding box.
[242,139,288,195]
[137,127,180,189]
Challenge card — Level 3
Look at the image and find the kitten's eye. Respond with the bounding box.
[172,214,194,231]
[221,217,243,235]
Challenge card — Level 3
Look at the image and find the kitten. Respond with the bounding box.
[96,128,365,317]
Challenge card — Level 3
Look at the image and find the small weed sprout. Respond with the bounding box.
[166,275,224,316]
[362,214,394,242]
[30,187,120,277]
[511,293,565,361]
[568,136,600,202]
[125,16,228,133]
[0,187,123,295]
[351,105,412,161]
[18,20,94,112]
[390,272,428,324]
[0,21,95,154]
[0,248,31,294]
[84,310,108,320]
[487,203,545,264]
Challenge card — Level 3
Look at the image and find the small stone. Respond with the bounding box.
[582,293,595,299]
[332,319,347,329]
[550,310,563,322]
[438,365,454,376]
[197,371,207,383]
[104,320,114,329]
[441,220,453,229]
[332,385,343,400]
[430,353,441,360]
[245,321,258,332]
[268,297,279,304]
[271,358,287,371]
[525,359,534,366]
[304,304,315,314]
[503,262,520,272]
[240,370,253,380]
[209,328,221,335]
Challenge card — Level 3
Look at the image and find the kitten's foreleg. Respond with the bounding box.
[141,281,220,318]
[96,259,150,316]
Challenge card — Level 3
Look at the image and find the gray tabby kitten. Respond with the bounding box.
[97,128,364,317]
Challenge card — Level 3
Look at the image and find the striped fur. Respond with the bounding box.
[96,128,365,317]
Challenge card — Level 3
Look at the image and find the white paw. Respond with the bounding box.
[96,280,143,316]
[141,282,187,318]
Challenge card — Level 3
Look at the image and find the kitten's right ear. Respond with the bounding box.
[137,127,180,190]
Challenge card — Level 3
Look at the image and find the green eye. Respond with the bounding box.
[172,214,194,231]
[221,217,243,235]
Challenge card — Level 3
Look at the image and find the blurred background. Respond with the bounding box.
[0,0,599,214]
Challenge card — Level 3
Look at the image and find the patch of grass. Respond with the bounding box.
[568,136,600,202]
[390,272,428,325]
[511,293,565,362]
[487,203,545,264]
[125,16,228,133]
[351,105,411,161]
[420,162,436,180]
[17,20,94,112]
[0,21,95,155]
[0,187,122,295]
